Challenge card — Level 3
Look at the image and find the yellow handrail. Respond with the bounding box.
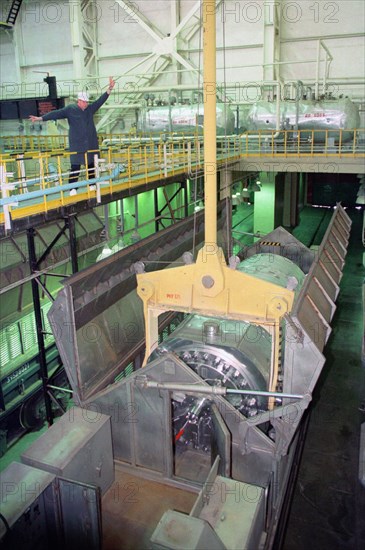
[1,129,364,228]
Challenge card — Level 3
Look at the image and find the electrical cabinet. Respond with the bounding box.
[21,406,114,495]
[0,461,102,549]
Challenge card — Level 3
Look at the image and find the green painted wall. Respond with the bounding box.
[120,182,187,239]
[253,173,276,235]
[298,173,306,209]
[138,190,155,237]
[253,172,285,235]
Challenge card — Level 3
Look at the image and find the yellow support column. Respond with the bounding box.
[203,0,217,248]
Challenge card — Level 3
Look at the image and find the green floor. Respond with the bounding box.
[0,423,49,470]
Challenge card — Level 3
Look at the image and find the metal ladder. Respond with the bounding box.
[6,0,23,26]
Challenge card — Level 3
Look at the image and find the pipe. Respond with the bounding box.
[281,32,364,43]
[315,40,321,100]
[315,40,333,99]
[319,39,333,60]
[275,84,281,133]
[138,379,304,400]
[100,103,142,109]
[227,388,304,399]
[140,380,226,395]
[0,164,123,206]
[2,72,362,103]
[293,81,305,131]
[48,385,73,394]
[320,41,333,96]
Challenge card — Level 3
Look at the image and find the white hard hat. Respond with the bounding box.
[77,92,89,102]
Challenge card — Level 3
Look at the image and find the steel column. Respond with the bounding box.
[26,227,53,426]
[154,188,160,232]
[183,180,189,219]
[65,215,79,274]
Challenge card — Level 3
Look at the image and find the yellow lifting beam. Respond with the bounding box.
[137,245,293,351]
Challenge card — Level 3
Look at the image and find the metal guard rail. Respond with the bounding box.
[1,128,364,229]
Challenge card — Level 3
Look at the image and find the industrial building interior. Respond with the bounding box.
[0,1,364,549]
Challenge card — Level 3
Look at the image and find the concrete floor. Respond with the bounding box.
[102,470,196,550]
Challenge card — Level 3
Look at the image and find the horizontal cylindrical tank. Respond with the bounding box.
[138,103,235,135]
[237,254,305,297]
[243,98,360,142]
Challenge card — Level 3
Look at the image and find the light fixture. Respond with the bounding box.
[131,231,141,243]
[111,238,126,253]
[194,201,204,212]
[96,245,113,262]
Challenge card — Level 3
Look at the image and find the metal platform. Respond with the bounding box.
[1,130,364,233]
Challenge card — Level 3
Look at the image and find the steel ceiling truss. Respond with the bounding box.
[263,0,282,81]
[97,0,222,131]
[70,0,98,84]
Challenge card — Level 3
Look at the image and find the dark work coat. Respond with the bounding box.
[42,92,109,163]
